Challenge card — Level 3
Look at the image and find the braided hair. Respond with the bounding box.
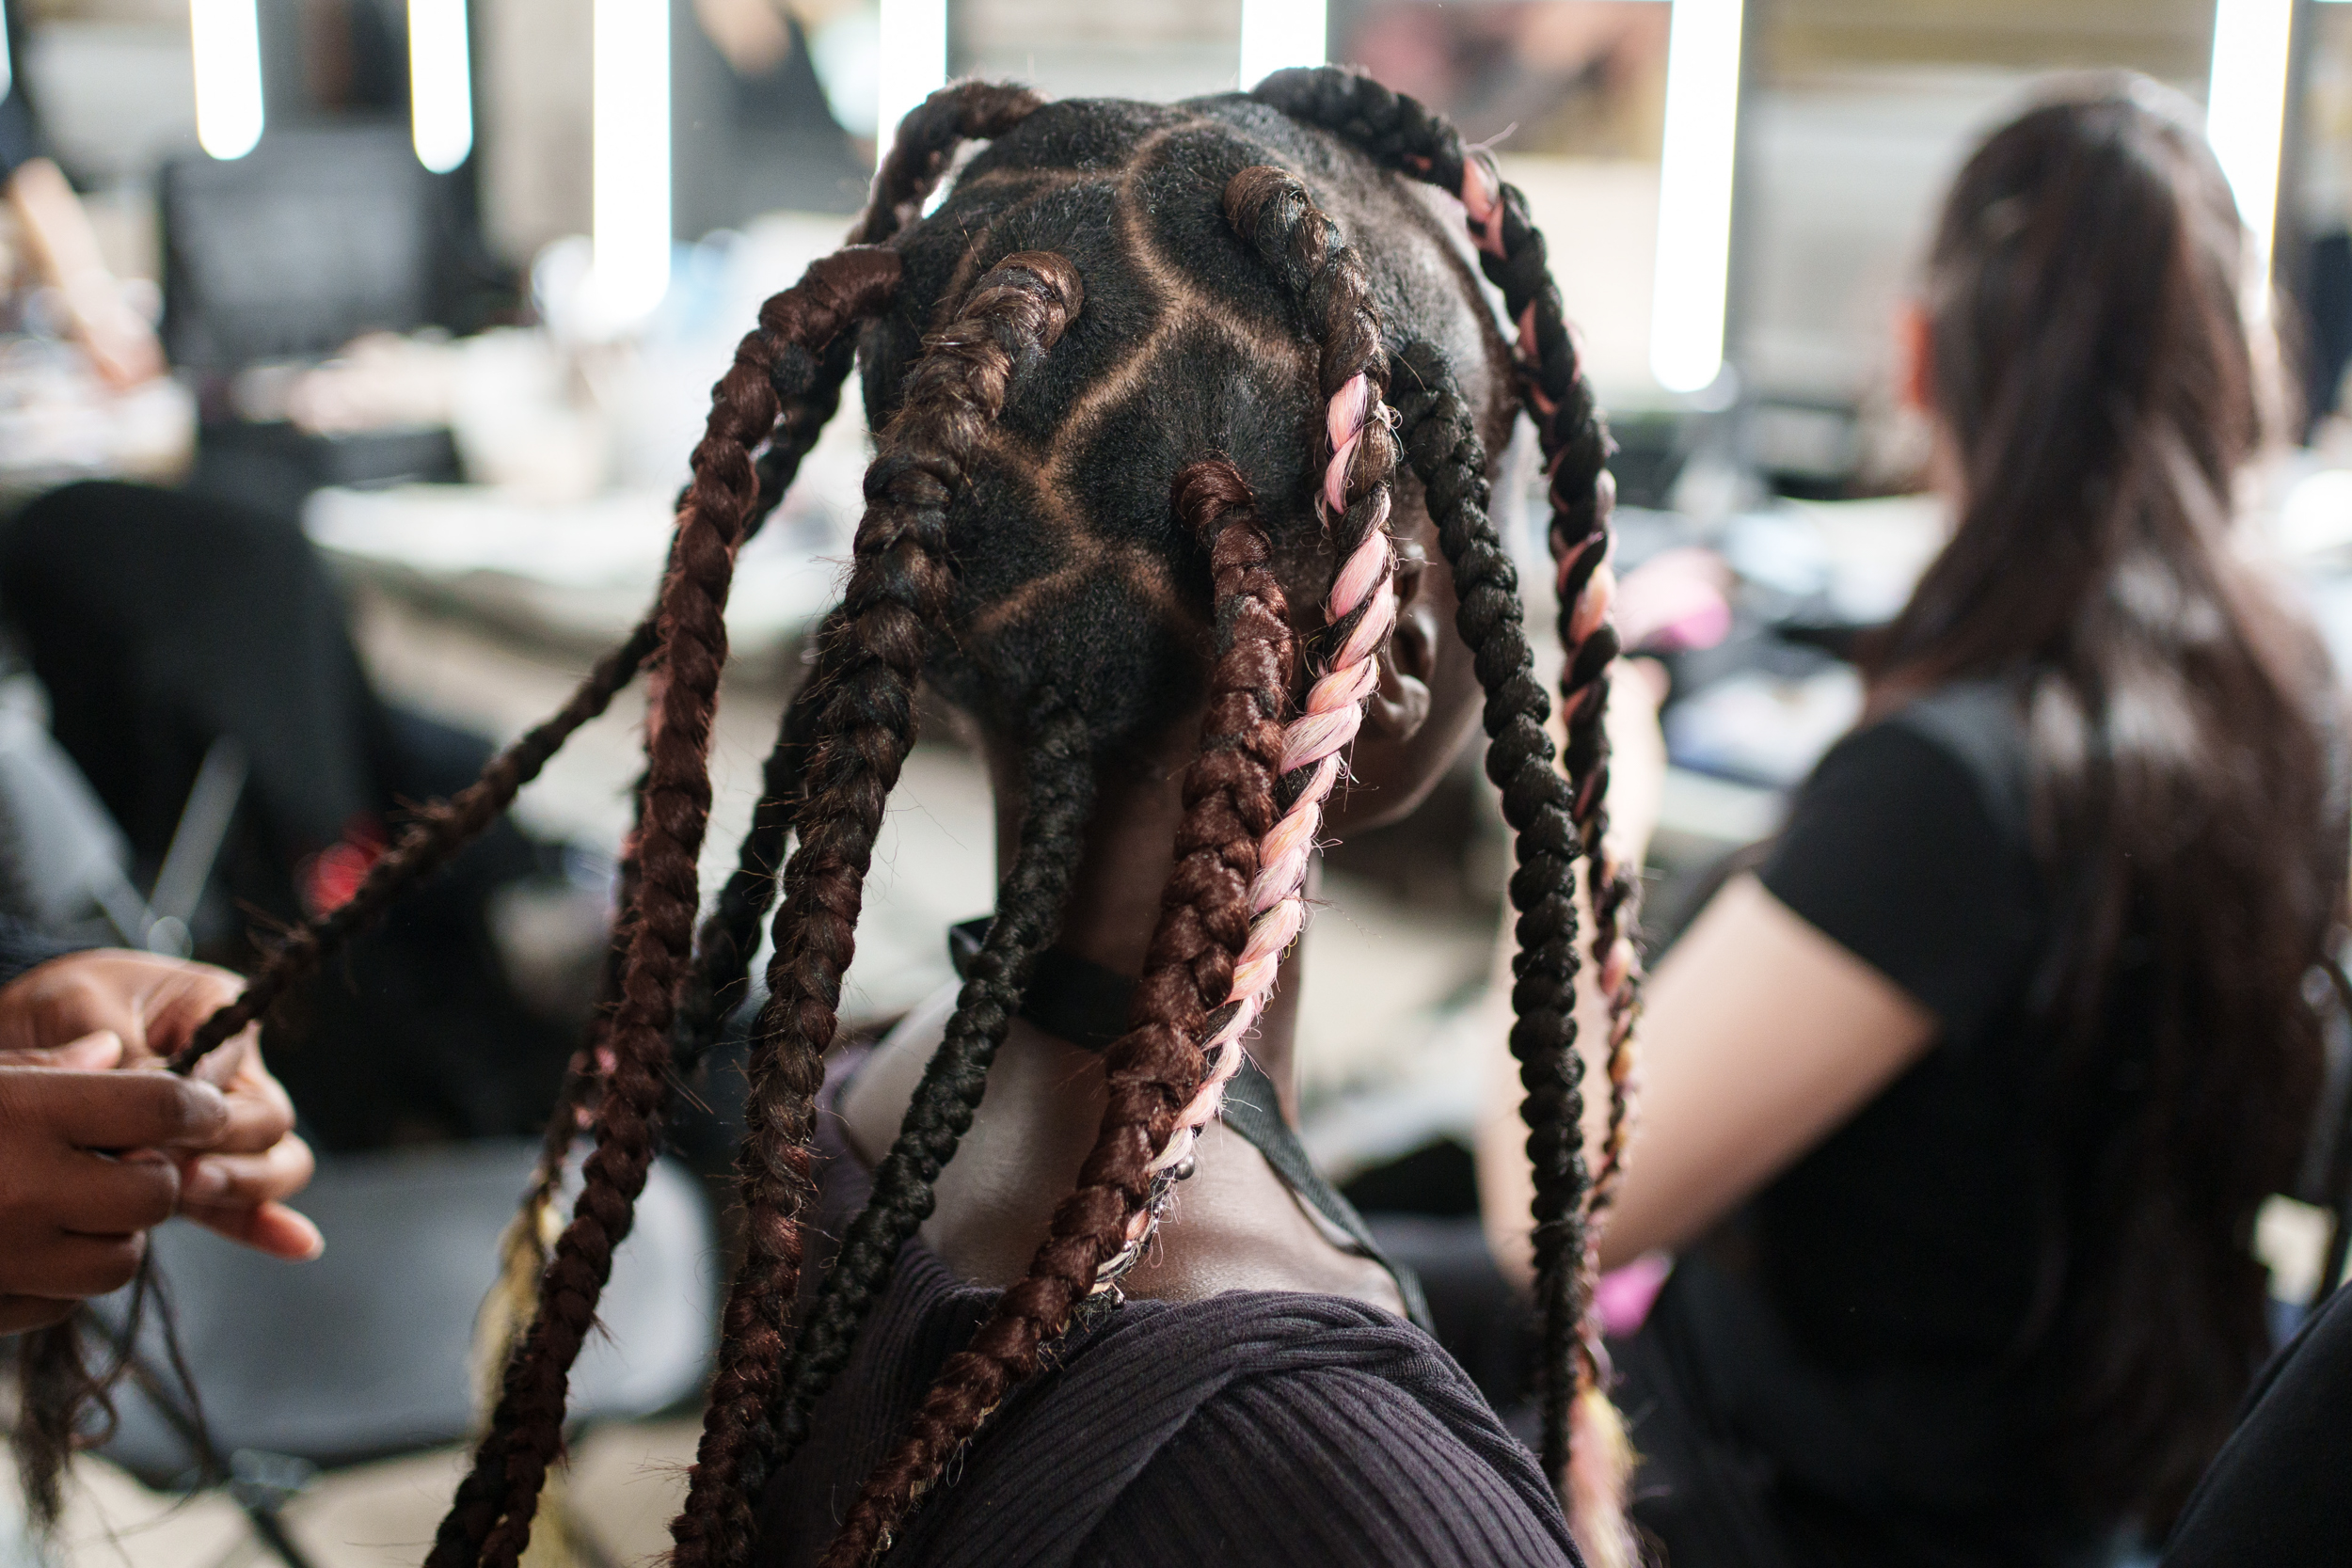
[109,71,1637,1568]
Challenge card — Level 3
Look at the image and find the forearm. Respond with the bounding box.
[8,158,111,302]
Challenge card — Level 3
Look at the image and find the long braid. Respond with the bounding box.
[1392,341,1636,1566]
[667,254,1086,1568]
[851,81,1046,245]
[1250,69,1639,1163]
[418,255,890,1568]
[1252,67,1637,1530]
[1115,165,1402,1199]
[421,247,904,1568]
[815,459,1297,1568]
[663,82,1047,1069]
[674,610,841,1069]
[161,620,656,1074]
[766,705,1096,1466]
[164,264,882,1080]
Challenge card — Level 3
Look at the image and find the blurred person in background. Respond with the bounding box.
[1482,75,2349,1568]
[0,0,163,388]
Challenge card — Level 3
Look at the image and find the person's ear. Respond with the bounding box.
[1365,540,1436,743]
[1896,301,1935,415]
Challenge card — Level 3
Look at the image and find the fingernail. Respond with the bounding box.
[183,1161,230,1203]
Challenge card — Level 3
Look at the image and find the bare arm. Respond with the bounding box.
[1476,656,1941,1282]
[6,157,164,388]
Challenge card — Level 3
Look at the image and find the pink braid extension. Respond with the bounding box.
[1083,167,1406,1290]
[1145,378,1399,1181]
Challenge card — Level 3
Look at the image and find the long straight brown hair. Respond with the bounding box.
[1867,75,2349,1527]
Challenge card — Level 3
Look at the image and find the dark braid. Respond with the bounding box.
[1254,61,1637,1511]
[765,704,1096,1466]
[673,610,841,1069]
[851,81,1046,245]
[672,85,1049,1068]
[667,254,1086,1568]
[161,619,657,1075]
[165,261,884,1080]
[816,460,1296,1567]
[422,247,904,1568]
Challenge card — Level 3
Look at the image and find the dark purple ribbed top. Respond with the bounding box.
[751,1053,1582,1568]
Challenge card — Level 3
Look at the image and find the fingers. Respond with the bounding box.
[39,1150,182,1238]
[0,1029,127,1070]
[0,1067,230,1151]
[0,1295,79,1335]
[21,1231,150,1299]
[184,1200,325,1262]
[182,1134,314,1211]
[0,950,245,1064]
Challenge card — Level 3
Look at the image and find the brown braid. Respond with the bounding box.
[421,246,904,1568]
[162,620,658,1075]
[816,459,1295,1566]
[851,81,1046,245]
[668,253,1086,1568]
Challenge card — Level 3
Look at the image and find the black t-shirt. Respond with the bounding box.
[753,1051,1582,1568]
[1630,682,2117,1567]
[2160,1279,2352,1567]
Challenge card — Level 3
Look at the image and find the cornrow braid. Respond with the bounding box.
[424,245,904,1568]
[1103,164,1402,1223]
[765,703,1096,1470]
[668,253,1087,1568]
[815,458,1296,1568]
[1391,341,1636,1568]
[851,81,1046,246]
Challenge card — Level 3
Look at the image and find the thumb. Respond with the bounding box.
[1,1028,127,1071]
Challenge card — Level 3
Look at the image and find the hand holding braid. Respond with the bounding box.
[421,246,904,1568]
[669,254,1086,1568]
[817,460,1296,1567]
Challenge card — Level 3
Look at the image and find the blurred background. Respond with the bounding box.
[5,1,2352,1562]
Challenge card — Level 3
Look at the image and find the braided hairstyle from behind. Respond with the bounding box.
[817,453,1298,1568]
[421,246,903,1568]
[667,254,1088,1568]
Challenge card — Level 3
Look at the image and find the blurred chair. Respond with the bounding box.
[93,1141,717,1568]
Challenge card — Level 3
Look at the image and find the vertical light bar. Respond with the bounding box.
[1,0,14,103]
[876,0,947,166]
[2208,0,2296,275]
[1650,0,1745,395]
[408,0,474,174]
[190,0,265,161]
[592,0,671,324]
[1240,0,1326,89]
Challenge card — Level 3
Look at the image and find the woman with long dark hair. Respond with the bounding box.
[1483,74,2348,1566]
